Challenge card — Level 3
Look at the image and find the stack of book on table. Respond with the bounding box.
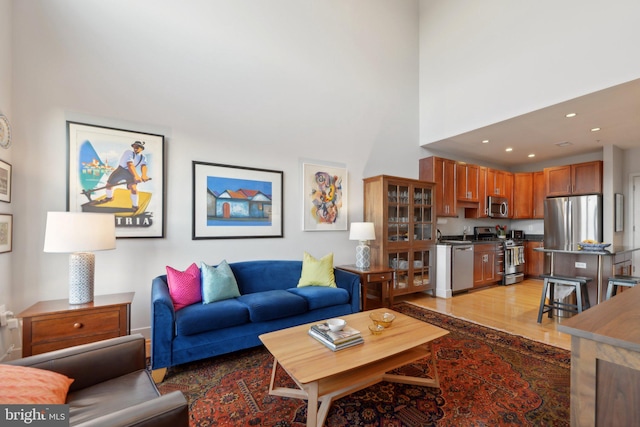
[308,322,363,351]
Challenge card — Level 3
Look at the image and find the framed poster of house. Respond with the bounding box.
[192,161,283,239]
[67,122,165,238]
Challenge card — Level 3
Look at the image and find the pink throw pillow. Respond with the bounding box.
[166,263,202,310]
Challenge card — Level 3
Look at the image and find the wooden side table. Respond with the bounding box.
[336,265,394,311]
[17,292,134,357]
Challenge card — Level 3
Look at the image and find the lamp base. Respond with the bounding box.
[69,252,95,304]
[355,242,371,270]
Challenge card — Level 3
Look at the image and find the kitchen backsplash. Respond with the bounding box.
[436,216,544,237]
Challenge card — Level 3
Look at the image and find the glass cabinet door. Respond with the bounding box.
[412,249,431,289]
[387,183,409,243]
[413,185,433,241]
[388,250,409,291]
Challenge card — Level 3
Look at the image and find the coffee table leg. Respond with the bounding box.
[303,381,319,427]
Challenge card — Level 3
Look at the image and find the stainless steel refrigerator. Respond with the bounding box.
[544,195,602,249]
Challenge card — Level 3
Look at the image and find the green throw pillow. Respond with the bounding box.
[297,252,337,288]
[201,260,241,303]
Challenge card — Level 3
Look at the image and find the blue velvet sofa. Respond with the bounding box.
[151,260,361,371]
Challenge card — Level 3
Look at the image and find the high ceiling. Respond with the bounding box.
[421,79,640,167]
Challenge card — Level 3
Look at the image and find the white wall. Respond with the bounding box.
[419,0,640,145]
[0,0,14,360]
[9,1,421,338]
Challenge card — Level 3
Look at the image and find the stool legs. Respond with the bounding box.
[537,278,551,323]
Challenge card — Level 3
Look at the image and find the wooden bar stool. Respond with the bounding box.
[605,275,640,300]
[537,274,592,323]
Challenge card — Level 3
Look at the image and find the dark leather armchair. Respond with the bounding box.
[5,334,188,427]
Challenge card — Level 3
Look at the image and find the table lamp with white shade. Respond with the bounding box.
[43,212,116,304]
[349,222,376,270]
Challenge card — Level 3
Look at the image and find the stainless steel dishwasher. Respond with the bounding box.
[452,244,474,292]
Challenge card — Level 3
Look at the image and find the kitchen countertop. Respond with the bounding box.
[534,245,640,255]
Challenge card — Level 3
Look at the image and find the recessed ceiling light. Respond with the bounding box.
[566,113,577,118]
[482,139,489,144]
[591,127,601,132]
[505,147,513,152]
[528,154,535,158]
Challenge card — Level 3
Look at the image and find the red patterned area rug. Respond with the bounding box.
[157,302,570,426]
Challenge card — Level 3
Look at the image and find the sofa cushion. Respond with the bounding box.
[287,286,350,310]
[0,364,74,404]
[176,299,250,336]
[237,290,308,322]
[201,260,241,304]
[297,252,337,288]
[166,263,202,311]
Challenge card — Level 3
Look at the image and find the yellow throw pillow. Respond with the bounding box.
[0,364,74,404]
[297,252,337,288]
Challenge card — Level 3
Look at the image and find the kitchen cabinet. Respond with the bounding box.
[456,162,479,202]
[473,243,500,287]
[612,252,633,276]
[419,156,456,217]
[525,241,545,278]
[532,171,545,218]
[513,173,533,219]
[464,166,489,219]
[544,161,603,197]
[363,175,436,298]
[487,169,512,197]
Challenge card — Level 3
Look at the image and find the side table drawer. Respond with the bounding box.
[31,309,122,342]
[367,273,392,282]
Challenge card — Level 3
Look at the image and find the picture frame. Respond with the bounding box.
[192,161,283,239]
[0,213,12,254]
[67,122,165,238]
[0,159,11,203]
[615,193,624,232]
[302,162,348,231]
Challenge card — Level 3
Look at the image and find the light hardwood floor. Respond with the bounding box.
[399,278,572,350]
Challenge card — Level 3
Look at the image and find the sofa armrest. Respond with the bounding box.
[151,275,176,369]
[73,390,188,427]
[334,268,361,312]
[7,334,146,392]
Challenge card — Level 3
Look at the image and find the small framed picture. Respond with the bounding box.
[0,159,11,203]
[67,122,165,238]
[302,162,348,231]
[0,213,12,253]
[192,161,283,239]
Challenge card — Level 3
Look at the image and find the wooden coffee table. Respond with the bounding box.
[259,308,449,427]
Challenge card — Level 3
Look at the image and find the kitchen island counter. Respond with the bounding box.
[534,246,640,304]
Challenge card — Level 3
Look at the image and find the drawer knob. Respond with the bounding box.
[73,322,83,329]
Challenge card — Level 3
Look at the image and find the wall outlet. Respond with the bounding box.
[575,262,587,269]
[528,225,533,231]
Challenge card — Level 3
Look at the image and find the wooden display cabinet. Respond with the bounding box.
[364,175,436,298]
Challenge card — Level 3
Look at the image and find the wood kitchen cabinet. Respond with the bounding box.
[456,162,479,202]
[532,171,545,218]
[364,175,436,298]
[464,166,489,219]
[525,241,545,278]
[512,173,533,219]
[419,156,456,217]
[473,243,499,287]
[544,160,603,197]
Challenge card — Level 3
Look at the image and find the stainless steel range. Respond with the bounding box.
[503,238,525,285]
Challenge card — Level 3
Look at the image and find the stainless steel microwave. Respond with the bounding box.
[488,196,509,218]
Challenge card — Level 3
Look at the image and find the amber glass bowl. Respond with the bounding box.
[369,312,396,328]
